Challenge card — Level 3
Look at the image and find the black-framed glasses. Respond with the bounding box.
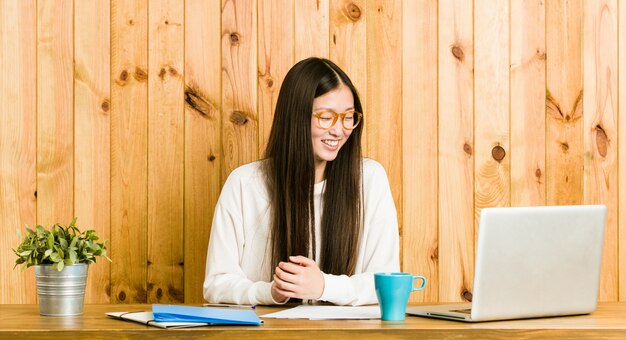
[312,110,363,130]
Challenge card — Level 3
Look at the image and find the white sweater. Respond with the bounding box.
[203,158,400,306]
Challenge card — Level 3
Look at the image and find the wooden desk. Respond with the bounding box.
[1,303,626,339]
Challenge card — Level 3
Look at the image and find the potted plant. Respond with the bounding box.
[13,218,111,316]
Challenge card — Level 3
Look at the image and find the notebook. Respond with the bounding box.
[407,205,606,322]
[106,311,209,329]
[107,304,262,328]
[152,304,262,325]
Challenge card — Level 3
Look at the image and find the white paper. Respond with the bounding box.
[106,311,210,328]
[260,305,381,320]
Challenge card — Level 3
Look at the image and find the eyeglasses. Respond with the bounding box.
[312,110,363,130]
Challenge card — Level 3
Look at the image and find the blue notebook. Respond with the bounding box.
[152,304,262,325]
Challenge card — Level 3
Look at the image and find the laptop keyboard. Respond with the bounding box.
[451,308,472,314]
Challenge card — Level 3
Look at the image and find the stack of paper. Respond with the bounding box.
[106,311,209,329]
[261,305,381,320]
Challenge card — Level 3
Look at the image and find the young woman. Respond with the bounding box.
[203,57,399,306]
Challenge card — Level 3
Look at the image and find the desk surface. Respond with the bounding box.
[2,302,626,339]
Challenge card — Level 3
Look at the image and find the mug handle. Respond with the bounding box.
[412,275,427,291]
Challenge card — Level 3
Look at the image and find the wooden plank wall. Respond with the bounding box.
[0,0,37,304]
[74,0,111,303]
[110,0,148,303]
[437,0,474,303]
[2,0,626,304]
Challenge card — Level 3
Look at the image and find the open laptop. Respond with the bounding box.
[407,205,607,322]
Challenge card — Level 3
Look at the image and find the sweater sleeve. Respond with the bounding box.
[317,160,400,305]
[202,171,286,306]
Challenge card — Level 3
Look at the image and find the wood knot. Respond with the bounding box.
[230,32,240,45]
[462,290,473,302]
[158,68,167,79]
[573,90,583,119]
[168,285,185,302]
[118,291,126,301]
[164,20,169,25]
[545,90,564,120]
[560,142,569,152]
[134,66,148,82]
[184,85,214,118]
[596,125,608,157]
[156,287,163,299]
[463,143,472,156]
[430,246,438,261]
[266,77,274,88]
[536,49,546,60]
[230,111,249,125]
[120,70,129,81]
[565,114,571,121]
[208,155,216,162]
[101,99,110,112]
[34,191,37,198]
[169,67,179,77]
[128,19,134,26]
[136,288,148,302]
[116,70,130,86]
[535,168,542,179]
[345,2,362,21]
[451,45,465,62]
[491,145,506,162]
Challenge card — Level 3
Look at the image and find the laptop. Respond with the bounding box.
[407,205,607,322]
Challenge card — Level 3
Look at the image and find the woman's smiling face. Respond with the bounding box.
[310,84,355,183]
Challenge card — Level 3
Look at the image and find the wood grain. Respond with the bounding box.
[37,0,74,227]
[402,0,438,303]
[583,0,618,302]
[74,0,111,304]
[438,0,474,303]
[258,0,293,155]
[619,0,626,302]
[0,0,37,304]
[546,0,583,206]
[5,303,626,339]
[4,0,626,305]
[110,0,148,303]
[295,0,329,61]
[366,0,402,266]
[330,0,367,155]
[221,0,258,180]
[510,0,546,207]
[147,0,184,303]
[184,0,222,304]
[474,0,510,219]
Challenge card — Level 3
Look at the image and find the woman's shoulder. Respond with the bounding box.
[362,158,388,178]
[361,159,393,205]
[229,160,265,177]
[223,160,268,190]
[217,160,269,207]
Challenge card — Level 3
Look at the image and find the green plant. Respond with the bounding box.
[13,218,111,271]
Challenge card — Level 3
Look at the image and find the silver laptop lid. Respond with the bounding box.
[471,205,606,321]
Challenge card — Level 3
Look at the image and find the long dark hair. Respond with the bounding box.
[263,57,364,276]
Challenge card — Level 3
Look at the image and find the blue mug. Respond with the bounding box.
[375,272,427,321]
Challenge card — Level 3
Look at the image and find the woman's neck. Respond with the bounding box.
[315,160,326,184]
